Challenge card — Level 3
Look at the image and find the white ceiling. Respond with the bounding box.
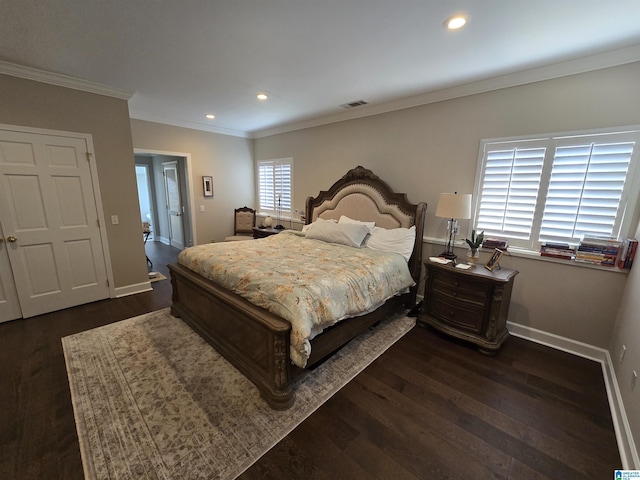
[2,1,640,138]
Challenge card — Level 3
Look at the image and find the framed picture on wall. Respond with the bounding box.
[485,248,504,271]
[203,176,214,197]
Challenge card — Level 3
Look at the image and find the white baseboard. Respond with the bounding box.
[601,351,639,470]
[508,321,639,469]
[113,281,152,298]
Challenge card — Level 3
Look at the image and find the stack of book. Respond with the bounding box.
[575,237,622,267]
[540,242,574,260]
[618,239,638,269]
[482,238,508,250]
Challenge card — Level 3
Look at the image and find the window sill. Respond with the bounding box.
[422,236,631,274]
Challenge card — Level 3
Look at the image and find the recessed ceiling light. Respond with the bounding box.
[445,15,467,30]
[205,114,215,119]
[257,93,268,101]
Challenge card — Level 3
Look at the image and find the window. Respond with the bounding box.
[473,128,640,251]
[257,158,293,218]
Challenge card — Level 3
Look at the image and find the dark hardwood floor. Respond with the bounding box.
[0,241,621,479]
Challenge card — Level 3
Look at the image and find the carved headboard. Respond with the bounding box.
[305,166,427,305]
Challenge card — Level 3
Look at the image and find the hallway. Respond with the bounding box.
[144,240,181,279]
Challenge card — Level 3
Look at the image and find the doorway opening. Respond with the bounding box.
[134,150,195,256]
[135,164,155,241]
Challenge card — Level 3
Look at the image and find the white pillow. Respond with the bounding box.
[301,217,336,233]
[338,215,375,233]
[305,221,370,248]
[365,225,416,261]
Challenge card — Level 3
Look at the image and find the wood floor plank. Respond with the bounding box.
[238,434,332,480]
[457,412,593,480]
[298,407,360,454]
[497,393,619,464]
[449,385,612,480]
[401,328,617,451]
[324,393,467,480]
[353,367,512,478]
[508,457,557,480]
[378,345,608,477]
[341,435,422,480]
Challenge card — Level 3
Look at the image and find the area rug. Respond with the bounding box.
[62,308,415,480]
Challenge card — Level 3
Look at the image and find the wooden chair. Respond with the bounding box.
[224,206,256,241]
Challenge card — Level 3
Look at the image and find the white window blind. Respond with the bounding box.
[257,158,293,217]
[476,146,546,240]
[539,142,633,243]
[473,129,640,250]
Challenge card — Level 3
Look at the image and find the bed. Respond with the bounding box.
[168,166,427,409]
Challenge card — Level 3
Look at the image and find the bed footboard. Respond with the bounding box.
[168,263,294,409]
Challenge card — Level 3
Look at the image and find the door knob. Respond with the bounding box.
[0,237,3,243]
[7,235,17,243]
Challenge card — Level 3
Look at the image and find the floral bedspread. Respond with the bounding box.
[178,231,414,367]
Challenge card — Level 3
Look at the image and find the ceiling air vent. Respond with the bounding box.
[340,100,369,109]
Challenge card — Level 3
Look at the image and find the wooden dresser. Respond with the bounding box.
[419,261,518,353]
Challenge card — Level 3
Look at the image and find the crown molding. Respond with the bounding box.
[3,42,639,140]
[0,60,133,100]
[251,43,640,139]
[129,112,251,139]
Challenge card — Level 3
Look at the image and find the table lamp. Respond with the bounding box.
[435,192,472,260]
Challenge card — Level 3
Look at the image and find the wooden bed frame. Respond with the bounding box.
[168,166,427,409]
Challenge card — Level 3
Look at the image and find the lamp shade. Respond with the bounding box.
[435,193,472,219]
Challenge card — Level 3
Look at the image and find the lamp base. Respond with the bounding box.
[439,217,458,262]
[439,250,457,261]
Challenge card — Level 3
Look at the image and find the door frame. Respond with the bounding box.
[135,163,156,238]
[0,123,116,297]
[134,148,196,246]
[162,160,185,250]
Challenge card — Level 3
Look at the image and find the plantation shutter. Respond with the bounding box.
[539,142,634,243]
[476,146,546,240]
[257,159,293,216]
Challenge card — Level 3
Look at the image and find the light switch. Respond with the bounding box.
[111,215,119,225]
[200,205,205,212]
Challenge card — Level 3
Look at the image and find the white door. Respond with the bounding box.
[163,162,184,250]
[0,129,109,319]
[0,223,22,322]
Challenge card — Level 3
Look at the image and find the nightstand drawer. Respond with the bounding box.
[429,294,484,333]
[431,271,490,304]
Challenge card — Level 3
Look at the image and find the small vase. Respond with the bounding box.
[264,216,273,227]
[467,250,480,265]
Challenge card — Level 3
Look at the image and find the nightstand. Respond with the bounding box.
[419,261,518,353]
[252,226,286,239]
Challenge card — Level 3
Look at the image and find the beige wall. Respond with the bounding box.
[0,74,148,289]
[610,222,640,463]
[130,120,254,244]
[254,61,640,349]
